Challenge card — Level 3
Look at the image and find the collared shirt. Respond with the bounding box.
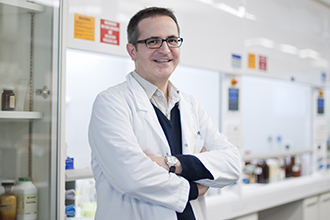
[131,71,180,120]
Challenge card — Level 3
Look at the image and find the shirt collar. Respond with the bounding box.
[131,71,180,102]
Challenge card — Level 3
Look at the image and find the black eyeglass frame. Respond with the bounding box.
[133,37,183,49]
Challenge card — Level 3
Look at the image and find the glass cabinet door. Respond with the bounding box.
[0,1,61,219]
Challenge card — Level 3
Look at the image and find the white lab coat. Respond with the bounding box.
[88,73,241,220]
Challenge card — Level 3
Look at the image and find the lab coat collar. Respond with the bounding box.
[178,94,195,155]
[126,73,196,155]
[126,73,171,155]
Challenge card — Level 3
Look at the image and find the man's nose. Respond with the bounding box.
[157,41,171,53]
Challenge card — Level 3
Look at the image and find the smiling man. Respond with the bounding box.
[88,7,241,220]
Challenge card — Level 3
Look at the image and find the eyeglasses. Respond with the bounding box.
[134,37,183,49]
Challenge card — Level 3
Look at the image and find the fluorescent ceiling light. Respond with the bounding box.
[69,5,102,15]
[245,38,275,49]
[195,0,256,20]
[214,4,245,18]
[198,0,213,4]
[279,44,298,55]
[299,49,320,60]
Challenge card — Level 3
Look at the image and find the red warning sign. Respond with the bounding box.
[259,55,267,71]
[100,19,120,46]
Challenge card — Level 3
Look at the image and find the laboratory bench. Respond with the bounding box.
[206,172,330,220]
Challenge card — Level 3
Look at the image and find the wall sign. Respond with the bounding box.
[100,19,120,46]
[248,53,256,69]
[321,72,326,83]
[232,54,242,68]
[259,55,267,71]
[74,13,95,41]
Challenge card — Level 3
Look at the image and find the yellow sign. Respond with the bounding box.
[74,13,95,41]
[248,53,256,69]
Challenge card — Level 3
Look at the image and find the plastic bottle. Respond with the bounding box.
[266,158,280,183]
[13,178,38,220]
[0,182,17,220]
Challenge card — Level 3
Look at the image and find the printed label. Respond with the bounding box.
[254,167,262,175]
[9,96,15,108]
[292,165,301,172]
[17,193,37,215]
[0,204,14,211]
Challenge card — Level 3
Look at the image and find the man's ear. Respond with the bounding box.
[126,43,137,61]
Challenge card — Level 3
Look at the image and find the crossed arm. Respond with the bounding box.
[147,147,209,197]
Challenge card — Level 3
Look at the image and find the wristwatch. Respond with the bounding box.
[165,155,178,173]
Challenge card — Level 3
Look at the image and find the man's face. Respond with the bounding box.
[127,16,180,86]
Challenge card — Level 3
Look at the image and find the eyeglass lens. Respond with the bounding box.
[146,37,182,48]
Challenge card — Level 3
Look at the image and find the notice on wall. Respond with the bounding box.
[74,13,95,41]
[248,53,256,69]
[259,55,267,71]
[100,19,120,46]
[232,54,242,69]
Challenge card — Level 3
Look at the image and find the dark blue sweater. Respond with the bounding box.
[152,103,213,220]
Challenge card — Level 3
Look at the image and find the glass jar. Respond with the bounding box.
[1,87,15,111]
[0,182,17,220]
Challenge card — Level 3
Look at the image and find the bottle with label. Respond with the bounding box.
[13,178,38,220]
[1,88,15,111]
[284,156,291,178]
[256,159,269,183]
[0,182,17,220]
[266,158,280,183]
[290,156,301,177]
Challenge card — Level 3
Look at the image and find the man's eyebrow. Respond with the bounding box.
[147,35,178,39]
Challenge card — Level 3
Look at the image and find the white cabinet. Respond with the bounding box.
[319,192,330,220]
[257,192,330,220]
[303,196,319,220]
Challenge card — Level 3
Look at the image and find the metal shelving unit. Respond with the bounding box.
[0,0,45,14]
[0,111,43,119]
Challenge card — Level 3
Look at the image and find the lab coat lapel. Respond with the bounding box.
[126,74,171,156]
[178,94,195,154]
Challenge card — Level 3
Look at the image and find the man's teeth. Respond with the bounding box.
[155,59,170,62]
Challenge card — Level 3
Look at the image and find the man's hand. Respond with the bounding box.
[147,155,182,174]
[148,154,209,197]
[147,147,206,174]
[197,183,209,196]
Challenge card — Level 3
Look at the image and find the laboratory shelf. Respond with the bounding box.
[65,168,94,181]
[0,0,45,15]
[242,149,313,161]
[0,111,43,119]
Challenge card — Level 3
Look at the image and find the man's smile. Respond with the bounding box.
[154,59,171,63]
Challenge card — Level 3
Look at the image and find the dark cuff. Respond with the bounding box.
[188,181,198,201]
[176,154,214,181]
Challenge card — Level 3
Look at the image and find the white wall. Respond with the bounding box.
[65,49,133,169]
[67,0,330,85]
[65,0,330,168]
[66,49,220,169]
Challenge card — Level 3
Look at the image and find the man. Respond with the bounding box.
[88,7,241,220]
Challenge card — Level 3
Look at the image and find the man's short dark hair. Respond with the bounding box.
[127,7,180,45]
